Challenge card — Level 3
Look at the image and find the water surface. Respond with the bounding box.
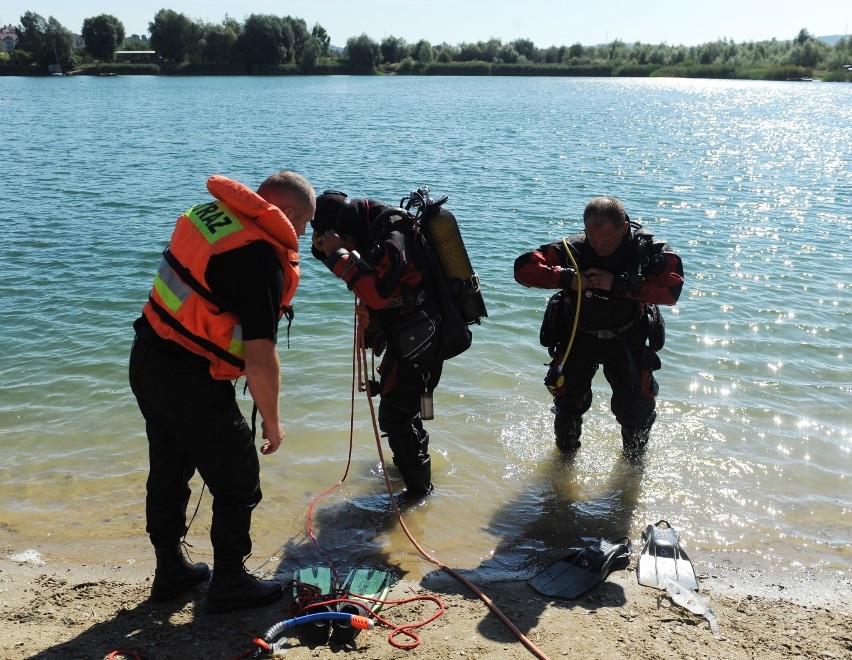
[1,75,849,596]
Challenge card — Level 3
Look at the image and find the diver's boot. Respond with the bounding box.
[150,545,210,602]
[554,416,582,453]
[397,460,433,505]
[206,558,284,613]
[302,604,334,643]
[330,603,364,644]
[621,426,651,458]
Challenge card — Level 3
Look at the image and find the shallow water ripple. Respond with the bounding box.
[1,76,849,583]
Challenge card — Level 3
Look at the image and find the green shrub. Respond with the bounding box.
[614,64,656,77]
[10,49,32,65]
[651,63,736,79]
[309,60,348,75]
[820,70,852,82]
[490,62,613,76]
[421,61,492,75]
[173,62,246,75]
[82,62,160,75]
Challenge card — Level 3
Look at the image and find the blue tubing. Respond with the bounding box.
[263,611,356,641]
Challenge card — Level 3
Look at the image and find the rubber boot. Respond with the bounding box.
[206,558,284,613]
[150,545,210,602]
[330,603,364,644]
[397,459,433,506]
[554,416,582,453]
[621,425,651,457]
[302,604,333,644]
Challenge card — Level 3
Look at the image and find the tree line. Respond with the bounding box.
[3,9,851,81]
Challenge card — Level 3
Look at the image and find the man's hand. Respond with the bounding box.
[244,338,283,458]
[312,229,345,258]
[582,268,614,291]
[260,420,284,455]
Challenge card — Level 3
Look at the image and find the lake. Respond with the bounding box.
[0,74,849,599]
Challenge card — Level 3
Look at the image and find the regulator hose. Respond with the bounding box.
[250,612,374,657]
[546,238,582,393]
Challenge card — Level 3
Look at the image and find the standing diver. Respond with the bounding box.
[310,191,449,503]
[514,196,684,456]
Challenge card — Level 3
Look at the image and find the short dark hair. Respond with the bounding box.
[257,170,315,210]
[583,196,627,226]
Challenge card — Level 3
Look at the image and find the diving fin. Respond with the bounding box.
[637,520,699,591]
[292,565,336,643]
[293,565,335,596]
[330,567,394,644]
[528,537,632,600]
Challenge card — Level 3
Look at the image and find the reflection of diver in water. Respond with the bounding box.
[423,452,645,641]
[527,455,645,553]
[488,454,645,581]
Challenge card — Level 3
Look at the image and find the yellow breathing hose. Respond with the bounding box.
[546,238,582,394]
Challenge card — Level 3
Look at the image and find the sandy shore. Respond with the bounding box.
[2,534,850,660]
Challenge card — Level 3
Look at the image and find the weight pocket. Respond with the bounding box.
[395,310,438,360]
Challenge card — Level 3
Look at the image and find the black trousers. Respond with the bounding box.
[377,339,443,473]
[551,329,658,430]
[129,336,261,561]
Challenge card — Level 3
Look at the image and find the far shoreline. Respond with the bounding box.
[2,61,849,83]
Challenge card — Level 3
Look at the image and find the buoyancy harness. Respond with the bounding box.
[542,222,665,394]
[399,187,487,359]
[142,175,301,380]
[542,223,664,342]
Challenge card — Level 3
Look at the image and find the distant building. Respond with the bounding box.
[1,24,17,53]
[115,50,158,63]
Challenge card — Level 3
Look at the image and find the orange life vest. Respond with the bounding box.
[142,175,300,380]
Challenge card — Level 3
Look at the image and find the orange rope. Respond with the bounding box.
[303,316,362,585]
[353,302,551,660]
[299,305,445,646]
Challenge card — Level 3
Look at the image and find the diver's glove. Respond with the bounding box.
[310,245,327,262]
[558,267,577,289]
[325,248,352,273]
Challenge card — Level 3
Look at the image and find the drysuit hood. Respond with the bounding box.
[311,190,390,258]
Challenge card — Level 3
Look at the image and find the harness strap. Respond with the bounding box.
[162,248,224,310]
[578,319,646,392]
[579,318,637,339]
[147,297,245,370]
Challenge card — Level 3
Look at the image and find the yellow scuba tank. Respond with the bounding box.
[423,206,488,325]
[407,187,488,325]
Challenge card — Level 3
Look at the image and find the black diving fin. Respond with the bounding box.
[637,519,699,591]
[528,537,632,599]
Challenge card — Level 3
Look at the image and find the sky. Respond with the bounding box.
[2,0,850,48]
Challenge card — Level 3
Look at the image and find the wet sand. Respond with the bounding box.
[1,534,849,660]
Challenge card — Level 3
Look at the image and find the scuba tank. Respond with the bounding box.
[403,187,488,325]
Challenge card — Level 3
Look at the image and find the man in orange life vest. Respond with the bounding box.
[129,172,315,611]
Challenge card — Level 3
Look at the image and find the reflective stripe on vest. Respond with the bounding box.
[151,254,246,364]
[152,255,193,313]
[147,297,246,369]
[227,325,244,360]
